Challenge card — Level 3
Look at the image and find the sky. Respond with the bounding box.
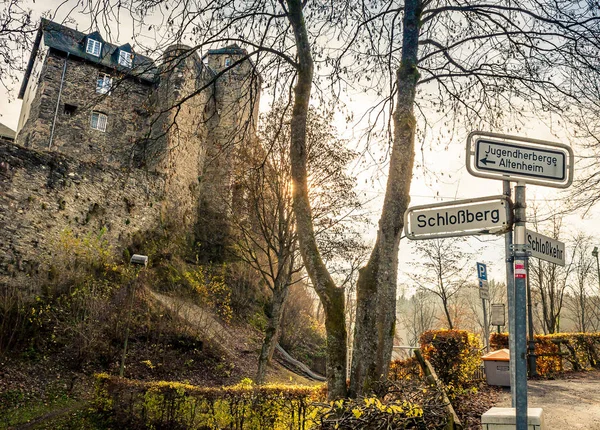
[2,1,600,295]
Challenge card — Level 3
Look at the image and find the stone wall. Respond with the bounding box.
[148,46,215,229]
[16,49,154,167]
[0,139,165,290]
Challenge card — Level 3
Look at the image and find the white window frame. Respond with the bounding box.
[96,73,112,94]
[118,50,133,68]
[90,112,108,132]
[86,39,102,57]
[224,57,232,67]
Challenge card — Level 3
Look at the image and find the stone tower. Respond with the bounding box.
[195,45,262,258]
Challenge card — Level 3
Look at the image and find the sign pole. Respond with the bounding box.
[513,182,529,430]
[482,296,490,352]
[477,263,490,352]
[503,180,516,407]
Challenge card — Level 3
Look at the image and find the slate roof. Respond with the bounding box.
[19,19,157,99]
[0,122,16,140]
[206,44,246,56]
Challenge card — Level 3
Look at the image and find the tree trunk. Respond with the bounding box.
[287,0,348,399]
[350,0,422,397]
[256,280,290,384]
[442,297,454,330]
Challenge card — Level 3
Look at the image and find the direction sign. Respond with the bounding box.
[466,132,574,188]
[477,262,488,281]
[526,230,566,266]
[404,195,512,240]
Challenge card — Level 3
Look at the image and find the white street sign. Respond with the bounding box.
[466,132,573,188]
[479,279,490,300]
[526,230,566,266]
[404,195,512,240]
[491,304,506,326]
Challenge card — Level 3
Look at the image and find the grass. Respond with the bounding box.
[0,395,91,430]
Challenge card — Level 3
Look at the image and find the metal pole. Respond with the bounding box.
[482,297,490,352]
[120,268,140,378]
[526,259,537,376]
[49,53,69,149]
[503,180,516,406]
[593,248,600,295]
[513,183,528,430]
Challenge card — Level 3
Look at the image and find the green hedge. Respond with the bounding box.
[419,329,482,388]
[489,332,600,375]
[93,374,325,429]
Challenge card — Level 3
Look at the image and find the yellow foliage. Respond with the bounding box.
[490,332,600,375]
[182,264,233,322]
[93,374,325,429]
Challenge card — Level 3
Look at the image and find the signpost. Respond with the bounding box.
[466,132,573,188]
[467,131,574,430]
[404,195,512,240]
[403,131,574,430]
[477,263,490,352]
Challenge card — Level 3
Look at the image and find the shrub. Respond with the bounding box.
[419,329,482,388]
[489,332,600,375]
[182,264,233,322]
[490,332,509,351]
[314,379,449,429]
[93,374,325,429]
[388,356,421,381]
[93,374,454,430]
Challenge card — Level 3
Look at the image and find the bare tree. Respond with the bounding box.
[0,0,35,92]
[566,233,600,332]
[529,213,577,334]
[232,105,366,384]
[398,288,437,347]
[340,0,600,395]
[409,238,472,329]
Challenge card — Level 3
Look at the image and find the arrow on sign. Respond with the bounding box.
[479,157,496,166]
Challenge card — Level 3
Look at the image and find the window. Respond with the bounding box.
[96,73,112,94]
[63,104,77,116]
[224,57,232,67]
[90,112,108,132]
[86,39,102,57]
[118,50,133,68]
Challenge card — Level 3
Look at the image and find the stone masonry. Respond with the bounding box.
[1,19,261,289]
[0,139,164,290]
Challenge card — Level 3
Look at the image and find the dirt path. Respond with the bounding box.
[146,289,318,384]
[147,289,238,358]
[495,371,600,429]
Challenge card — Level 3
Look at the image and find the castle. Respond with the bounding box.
[1,19,261,288]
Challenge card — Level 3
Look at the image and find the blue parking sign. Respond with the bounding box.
[477,262,487,281]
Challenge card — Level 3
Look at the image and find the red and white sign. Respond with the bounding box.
[514,260,526,279]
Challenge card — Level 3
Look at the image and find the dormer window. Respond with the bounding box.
[86,38,102,57]
[119,50,133,68]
